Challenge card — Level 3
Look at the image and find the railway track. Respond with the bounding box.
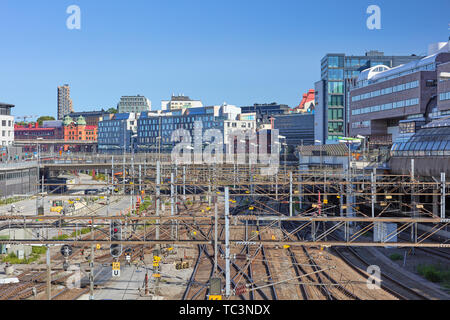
[333,246,430,300]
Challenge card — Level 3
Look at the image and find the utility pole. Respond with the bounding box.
[411,159,416,253]
[139,164,142,195]
[214,202,218,277]
[46,245,51,300]
[156,161,160,244]
[224,187,231,297]
[289,171,293,217]
[442,172,446,219]
[171,172,175,239]
[371,171,376,218]
[89,218,95,300]
[183,166,186,201]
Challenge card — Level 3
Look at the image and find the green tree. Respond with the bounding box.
[36,116,55,126]
[107,108,118,114]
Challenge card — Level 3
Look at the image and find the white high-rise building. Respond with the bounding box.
[117,95,152,114]
[0,103,14,146]
[161,94,203,111]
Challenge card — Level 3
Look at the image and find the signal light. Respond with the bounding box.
[110,222,123,258]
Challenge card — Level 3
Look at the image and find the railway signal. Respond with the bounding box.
[110,221,123,258]
[112,261,120,277]
[60,245,73,258]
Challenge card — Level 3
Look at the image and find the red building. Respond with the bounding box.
[14,122,63,152]
[295,89,315,113]
[62,116,97,152]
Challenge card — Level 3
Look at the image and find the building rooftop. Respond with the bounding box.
[0,103,14,108]
[69,110,110,116]
[297,144,349,157]
[422,116,450,129]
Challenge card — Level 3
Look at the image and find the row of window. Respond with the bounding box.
[328,122,344,134]
[138,137,172,144]
[328,108,344,121]
[439,91,450,101]
[328,95,344,107]
[352,98,419,115]
[328,69,344,80]
[352,80,419,102]
[140,115,215,125]
[119,101,148,106]
[0,171,33,181]
[328,81,344,94]
[392,140,450,157]
[1,120,12,127]
[351,121,370,129]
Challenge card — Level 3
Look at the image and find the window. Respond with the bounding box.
[328,69,344,80]
[328,108,344,120]
[328,56,343,68]
[328,122,344,134]
[328,95,344,106]
[328,82,344,94]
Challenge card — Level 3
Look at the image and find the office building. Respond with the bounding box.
[137,104,242,153]
[350,41,450,145]
[315,51,423,143]
[273,113,315,150]
[161,94,203,111]
[98,113,138,154]
[240,103,290,126]
[117,96,152,114]
[57,84,74,120]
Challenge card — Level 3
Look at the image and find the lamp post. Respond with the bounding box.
[356,135,367,162]
[278,135,286,174]
[315,140,323,172]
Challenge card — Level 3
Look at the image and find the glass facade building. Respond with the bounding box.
[315,52,423,143]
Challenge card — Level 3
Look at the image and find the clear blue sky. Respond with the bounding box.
[1,0,449,118]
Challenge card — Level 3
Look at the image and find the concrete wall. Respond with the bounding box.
[0,163,38,198]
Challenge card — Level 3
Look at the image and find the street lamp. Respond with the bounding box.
[315,140,323,172]
[356,135,367,162]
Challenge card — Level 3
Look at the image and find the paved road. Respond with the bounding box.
[79,264,152,300]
